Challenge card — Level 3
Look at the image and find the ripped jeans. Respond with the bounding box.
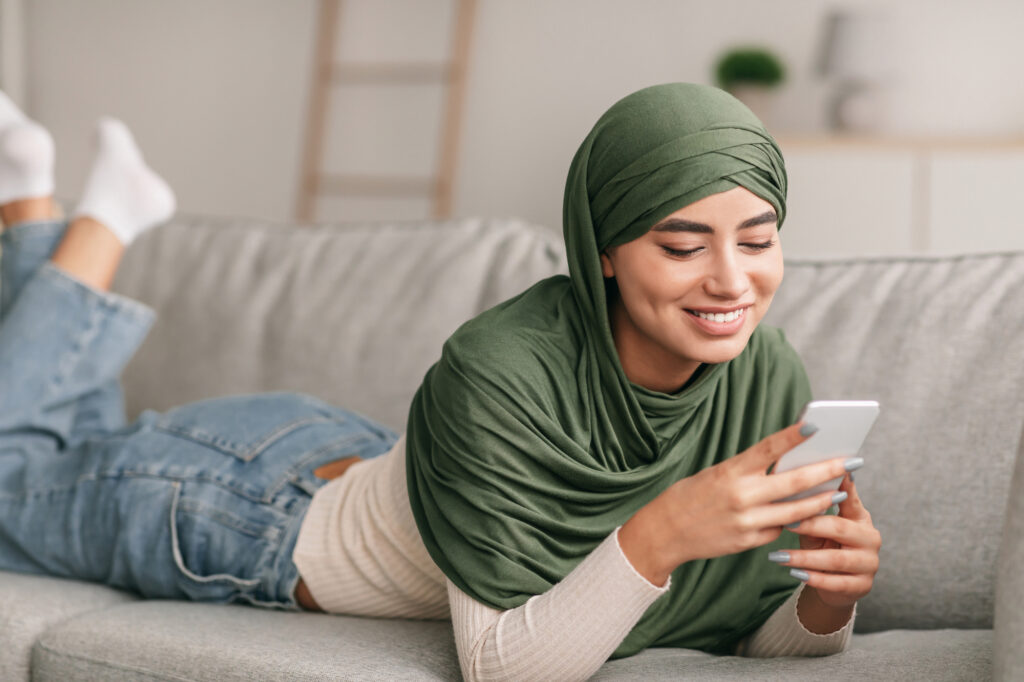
[0,219,398,609]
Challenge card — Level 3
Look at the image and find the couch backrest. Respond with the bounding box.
[114,216,1024,633]
[765,252,1024,632]
[114,214,568,432]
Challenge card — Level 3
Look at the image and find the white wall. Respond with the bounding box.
[453,0,830,232]
[24,0,318,222]
[13,0,1024,252]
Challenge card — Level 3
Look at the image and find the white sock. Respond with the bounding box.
[0,90,56,205]
[71,116,176,246]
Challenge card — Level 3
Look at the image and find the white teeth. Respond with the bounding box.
[693,308,745,322]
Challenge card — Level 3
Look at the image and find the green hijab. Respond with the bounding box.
[406,82,811,658]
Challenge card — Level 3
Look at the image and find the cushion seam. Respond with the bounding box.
[33,639,196,682]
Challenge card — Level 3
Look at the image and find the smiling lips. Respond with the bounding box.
[684,305,750,335]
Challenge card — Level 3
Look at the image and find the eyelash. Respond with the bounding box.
[661,239,776,257]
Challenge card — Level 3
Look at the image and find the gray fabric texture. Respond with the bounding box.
[32,601,461,681]
[32,602,991,682]
[0,572,137,681]
[994,421,1024,681]
[111,213,569,433]
[764,251,1024,633]
[593,629,992,681]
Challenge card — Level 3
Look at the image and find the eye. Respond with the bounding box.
[661,246,702,257]
[741,239,776,252]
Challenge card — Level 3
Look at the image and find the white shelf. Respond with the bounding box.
[776,137,1024,257]
[776,133,1024,151]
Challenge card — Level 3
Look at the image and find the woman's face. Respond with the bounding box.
[600,186,784,394]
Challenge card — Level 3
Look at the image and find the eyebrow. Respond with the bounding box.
[650,210,778,234]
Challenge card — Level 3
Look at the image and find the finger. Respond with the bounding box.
[785,568,871,596]
[837,472,870,522]
[740,422,814,475]
[757,486,840,527]
[785,513,881,550]
[766,547,878,575]
[755,455,851,507]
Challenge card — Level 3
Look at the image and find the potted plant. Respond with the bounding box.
[713,47,786,127]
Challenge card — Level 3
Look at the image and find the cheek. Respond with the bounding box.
[621,259,680,300]
[753,256,784,295]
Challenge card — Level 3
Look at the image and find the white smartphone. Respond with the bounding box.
[771,400,880,503]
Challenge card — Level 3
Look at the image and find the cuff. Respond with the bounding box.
[739,582,856,657]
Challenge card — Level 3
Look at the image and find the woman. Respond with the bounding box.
[0,83,879,680]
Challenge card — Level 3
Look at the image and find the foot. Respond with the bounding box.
[0,90,56,206]
[70,117,176,247]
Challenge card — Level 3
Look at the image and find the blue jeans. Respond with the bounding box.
[0,219,399,610]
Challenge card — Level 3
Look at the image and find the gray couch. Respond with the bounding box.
[1,212,1021,681]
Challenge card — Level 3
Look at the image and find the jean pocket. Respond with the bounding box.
[169,481,279,602]
[153,393,338,462]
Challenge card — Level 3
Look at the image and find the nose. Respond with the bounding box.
[703,249,750,300]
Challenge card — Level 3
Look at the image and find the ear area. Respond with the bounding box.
[600,250,614,278]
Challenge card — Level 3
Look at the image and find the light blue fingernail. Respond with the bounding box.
[790,568,810,582]
[785,521,800,529]
[767,551,790,563]
[844,457,864,472]
[799,423,818,437]
[831,491,848,504]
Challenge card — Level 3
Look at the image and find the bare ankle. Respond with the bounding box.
[49,216,125,292]
[0,196,59,228]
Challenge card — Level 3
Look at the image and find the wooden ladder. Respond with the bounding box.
[295,0,477,222]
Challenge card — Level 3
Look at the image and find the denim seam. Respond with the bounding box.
[168,481,261,588]
[40,298,104,414]
[175,495,282,542]
[39,260,157,323]
[104,472,271,505]
[151,415,336,462]
[265,430,382,500]
[0,472,268,506]
[0,219,67,243]
[266,493,311,610]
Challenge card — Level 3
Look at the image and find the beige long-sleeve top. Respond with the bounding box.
[292,433,855,681]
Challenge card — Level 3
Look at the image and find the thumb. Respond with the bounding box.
[837,471,870,521]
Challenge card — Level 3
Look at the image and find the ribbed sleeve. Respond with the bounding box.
[734,581,856,657]
[447,525,670,682]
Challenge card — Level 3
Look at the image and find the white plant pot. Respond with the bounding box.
[726,84,780,130]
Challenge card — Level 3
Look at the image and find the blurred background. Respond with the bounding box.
[1,0,1023,257]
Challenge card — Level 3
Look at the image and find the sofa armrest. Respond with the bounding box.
[995,420,1024,681]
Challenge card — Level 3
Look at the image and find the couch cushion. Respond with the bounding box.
[594,628,992,680]
[994,420,1024,680]
[32,600,990,681]
[33,601,459,681]
[0,572,137,682]
[111,214,568,434]
[764,252,1024,632]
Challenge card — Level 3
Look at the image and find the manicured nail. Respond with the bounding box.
[767,551,790,563]
[844,457,864,472]
[790,568,810,582]
[850,472,855,482]
[799,423,818,437]
[831,491,848,504]
[785,521,800,529]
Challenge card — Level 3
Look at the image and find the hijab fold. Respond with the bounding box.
[406,83,811,657]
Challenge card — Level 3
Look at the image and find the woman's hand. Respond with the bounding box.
[774,472,881,608]
[618,422,860,586]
